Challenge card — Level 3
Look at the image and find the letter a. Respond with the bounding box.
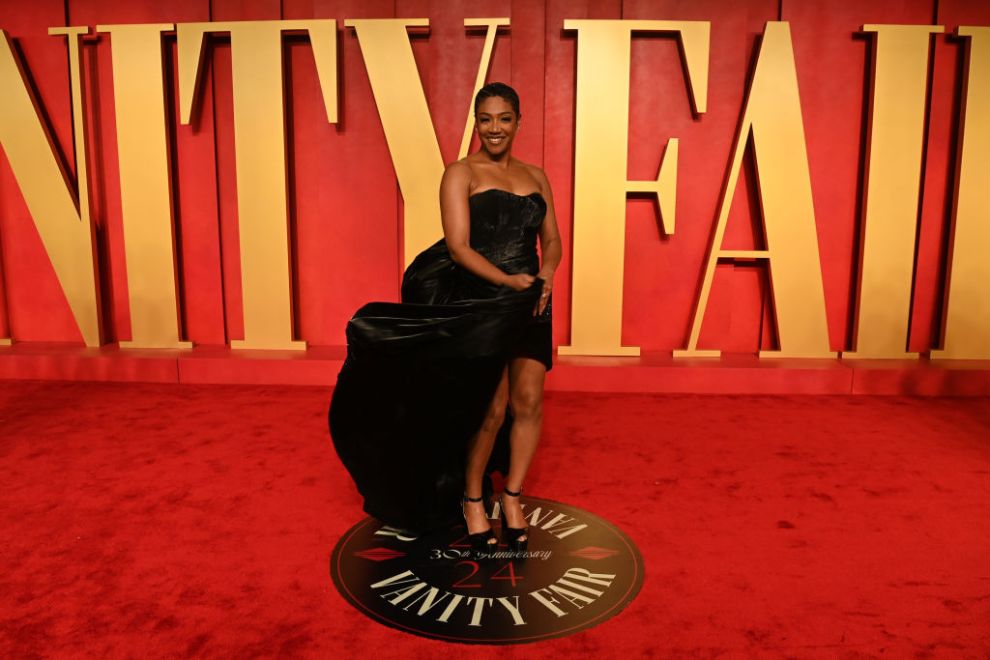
[675,22,834,359]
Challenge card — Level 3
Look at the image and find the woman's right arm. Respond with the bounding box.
[440,161,534,291]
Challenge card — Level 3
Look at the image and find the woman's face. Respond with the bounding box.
[474,95,519,157]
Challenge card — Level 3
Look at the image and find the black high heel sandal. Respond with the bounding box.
[499,487,529,552]
[462,494,497,553]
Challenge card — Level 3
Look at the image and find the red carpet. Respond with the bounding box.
[1,381,988,657]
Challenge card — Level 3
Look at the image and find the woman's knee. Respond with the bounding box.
[481,400,507,431]
[510,387,542,421]
[481,370,510,431]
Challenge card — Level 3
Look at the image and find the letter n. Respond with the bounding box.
[0,28,100,346]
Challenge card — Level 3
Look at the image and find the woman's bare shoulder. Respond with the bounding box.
[518,160,549,187]
[442,159,473,188]
[445,157,473,174]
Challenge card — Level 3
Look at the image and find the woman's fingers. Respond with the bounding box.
[536,288,550,315]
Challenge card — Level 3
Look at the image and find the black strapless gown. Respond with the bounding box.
[328,188,552,531]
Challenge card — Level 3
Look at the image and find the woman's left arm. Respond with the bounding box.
[535,168,562,315]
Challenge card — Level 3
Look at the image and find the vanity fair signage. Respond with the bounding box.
[330,496,644,643]
[0,18,988,358]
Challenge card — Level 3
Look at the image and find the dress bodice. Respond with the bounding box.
[467,188,546,276]
[400,187,547,305]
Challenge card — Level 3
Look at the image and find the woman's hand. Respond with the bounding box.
[503,273,536,291]
[534,268,554,316]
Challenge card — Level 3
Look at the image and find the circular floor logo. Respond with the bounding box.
[330,496,644,644]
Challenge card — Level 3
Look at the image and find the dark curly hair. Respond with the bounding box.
[474,82,520,117]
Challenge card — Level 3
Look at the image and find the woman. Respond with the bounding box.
[329,82,562,553]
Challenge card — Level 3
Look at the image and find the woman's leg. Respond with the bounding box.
[503,356,546,539]
[463,366,509,533]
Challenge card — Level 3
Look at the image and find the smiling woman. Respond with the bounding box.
[328,82,563,548]
[475,83,518,151]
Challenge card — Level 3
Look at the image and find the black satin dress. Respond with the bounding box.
[328,188,552,532]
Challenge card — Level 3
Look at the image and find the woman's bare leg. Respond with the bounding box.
[503,356,546,541]
[463,366,509,534]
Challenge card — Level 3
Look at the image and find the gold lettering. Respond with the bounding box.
[539,513,588,539]
[561,19,710,356]
[556,577,605,596]
[177,20,338,350]
[466,596,492,627]
[98,23,190,349]
[0,28,100,346]
[548,583,595,608]
[345,18,507,265]
[369,569,417,589]
[932,27,990,360]
[562,567,615,587]
[402,585,451,616]
[495,596,526,626]
[522,506,555,528]
[458,19,510,159]
[675,22,834,359]
[436,593,465,623]
[844,24,942,359]
[529,588,568,617]
[379,581,427,606]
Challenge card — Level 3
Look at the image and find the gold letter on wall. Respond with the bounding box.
[458,19,511,161]
[844,24,943,360]
[561,19,709,357]
[932,27,990,360]
[346,18,507,266]
[98,23,190,349]
[675,22,834,359]
[177,20,338,350]
[0,28,100,346]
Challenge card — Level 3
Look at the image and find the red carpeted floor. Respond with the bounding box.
[1,381,988,657]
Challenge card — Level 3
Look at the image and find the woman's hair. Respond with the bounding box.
[474,82,520,117]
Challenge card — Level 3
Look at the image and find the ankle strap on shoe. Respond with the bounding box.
[463,494,484,502]
[503,487,522,498]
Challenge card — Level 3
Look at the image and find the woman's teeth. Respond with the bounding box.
[487,136,505,144]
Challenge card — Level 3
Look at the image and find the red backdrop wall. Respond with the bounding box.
[1,0,988,354]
